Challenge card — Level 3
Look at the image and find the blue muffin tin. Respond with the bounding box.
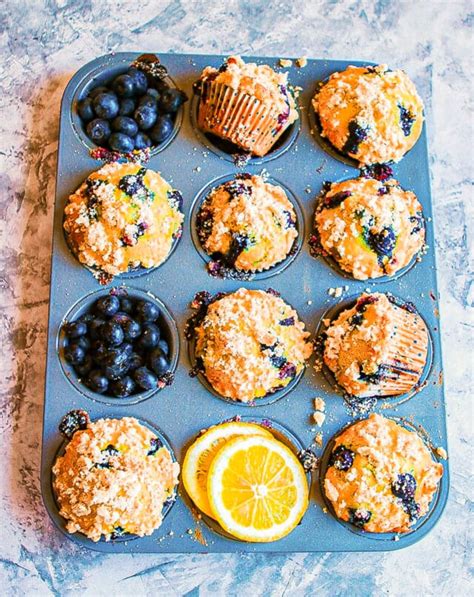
[41,53,449,553]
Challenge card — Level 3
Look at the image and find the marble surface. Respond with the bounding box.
[1,0,472,595]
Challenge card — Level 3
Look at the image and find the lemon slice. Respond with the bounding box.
[207,435,309,542]
[182,421,272,518]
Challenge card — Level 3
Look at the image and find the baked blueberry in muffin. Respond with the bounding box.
[188,288,312,402]
[63,162,183,280]
[53,414,179,541]
[312,176,425,279]
[322,292,428,398]
[312,64,424,165]
[197,174,298,277]
[324,414,443,533]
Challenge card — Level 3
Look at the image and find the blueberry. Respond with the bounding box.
[348,508,372,528]
[88,85,109,99]
[391,473,417,500]
[398,104,416,136]
[102,346,128,368]
[92,92,119,120]
[401,498,420,522]
[108,133,134,153]
[110,375,136,397]
[112,74,135,98]
[342,120,369,155]
[128,352,144,371]
[78,313,95,324]
[78,97,95,121]
[64,343,86,365]
[104,360,130,381]
[365,226,396,258]
[133,366,158,391]
[120,298,134,313]
[89,318,105,340]
[59,409,90,439]
[329,445,355,471]
[134,300,160,322]
[138,94,158,109]
[74,354,93,377]
[96,295,120,317]
[91,341,108,364]
[134,132,152,150]
[75,336,91,352]
[85,369,109,393]
[149,348,170,376]
[111,116,138,137]
[158,88,186,113]
[158,339,169,356]
[146,88,160,100]
[134,105,157,130]
[138,323,160,349]
[118,97,136,116]
[101,321,125,346]
[127,67,148,95]
[86,118,111,144]
[147,436,163,456]
[64,321,87,339]
[122,318,141,341]
[149,115,173,144]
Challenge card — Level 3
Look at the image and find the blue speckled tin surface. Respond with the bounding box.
[41,52,449,553]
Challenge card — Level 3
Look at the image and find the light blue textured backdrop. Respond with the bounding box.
[0,1,472,595]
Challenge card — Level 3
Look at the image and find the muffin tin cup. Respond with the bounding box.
[57,286,180,406]
[317,416,446,543]
[48,416,178,545]
[70,54,184,156]
[180,416,312,542]
[189,172,305,280]
[190,92,300,165]
[43,52,449,554]
[314,293,434,409]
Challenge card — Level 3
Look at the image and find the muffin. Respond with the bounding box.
[312,64,424,165]
[322,293,428,397]
[191,288,312,402]
[313,177,425,279]
[197,174,298,275]
[53,415,179,542]
[194,55,299,156]
[63,162,183,279]
[324,413,443,533]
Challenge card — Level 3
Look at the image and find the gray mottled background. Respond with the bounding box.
[1,1,472,595]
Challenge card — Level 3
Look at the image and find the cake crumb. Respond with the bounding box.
[279,58,293,68]
[436,446,448,460]
[328,286,344,298]
[393,535,400,542]
[307,300,312,305]
[296,56,308,68]
[314,432,323,447]
[313,412,326,427]
[313,397,326,412]
[186,528,193,535]
[322,506,328,514]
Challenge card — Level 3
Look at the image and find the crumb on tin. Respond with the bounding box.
[279,58,293,68]
[313,397,326,412]
[296,56,308,68]
[312,411,326,427]
[436,446,448,460]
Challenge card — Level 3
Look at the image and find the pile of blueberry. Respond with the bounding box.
[62,294,174,398]
[77,65,187,153]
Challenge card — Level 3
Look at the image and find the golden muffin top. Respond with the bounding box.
[324,413,443,533]
[314,177,425,279]
[194,288,312,402]
[313,64,424,164]
[199,55,298,121]
[52,416,179,542]
[197,174,298,274]
[63,162,183,278]
[322,293,428,397]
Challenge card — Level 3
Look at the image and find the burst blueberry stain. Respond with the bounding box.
[401,498,421,522]
[279,317,295,326]
[360,163,394,181]
[329,445,355,471]
[226,233,255,265]
[323,190,352,210]
[147,437,163,456]
[398,104,416,136]
[283,210,296,228]
[343,120,369,155]
[364,226,396,262]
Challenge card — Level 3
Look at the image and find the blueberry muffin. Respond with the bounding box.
[324,413,443,533]
[313,65,424,165]
[313,177,425,279]
[197,174,298,275]
[53,415,179,542]
[322,293,428,397]
[63,162,183,279]
[192,288,312,402]
[195,55,298,156]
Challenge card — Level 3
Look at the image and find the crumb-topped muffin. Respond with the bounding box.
[313,177,425,279]
[322,293,428,397]
[197,174,298,275]
[192,288,312,402]
[53,416,179,542]
[313,65,424,165]
[324,413,443,533]
[64,162,183,279]
[195,55,299,156]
